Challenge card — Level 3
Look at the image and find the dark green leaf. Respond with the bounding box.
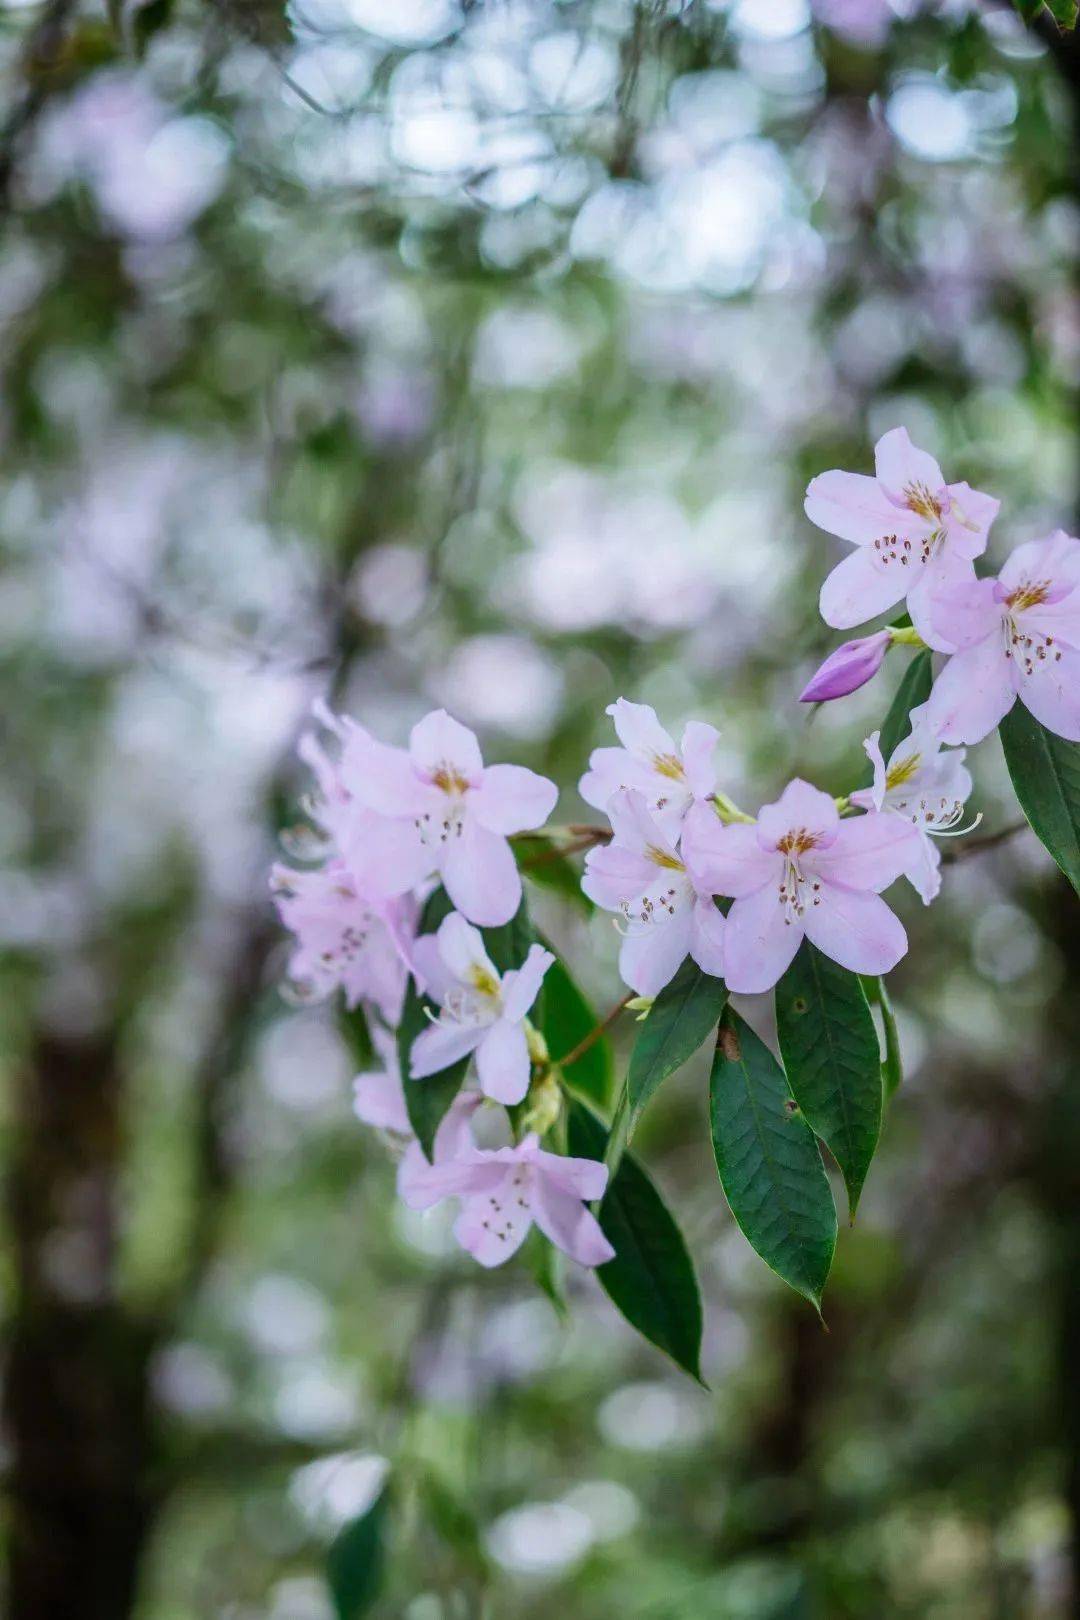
[482,893,535,976]
[999,704,1080,897]
[775,943,882,1218]
[626,958,728,1137]
[327,1488,389,1620]
[398,887,465,1161]
[709,1010,837,1311]
[542,954,613,1106]
[567,1101,704,1382]
[875,648,933,772]
[878,979,903,1098]
[339,1000,376,1069]
[522,1226,567,1318]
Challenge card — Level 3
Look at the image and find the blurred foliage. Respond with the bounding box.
[1,0,1079,1616]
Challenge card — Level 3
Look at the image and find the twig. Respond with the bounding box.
[554,993,634,1071]
[940,821,1028,864]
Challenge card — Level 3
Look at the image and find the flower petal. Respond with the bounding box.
[353,1065,409,1133]
[476,1018,531,1104]
[810,810,921,893]
[802,882,908,976]
[913,567,999,655]
[757,778,839,851]
[804,469,917,546]
[1016,643,1080,742]
[679,721,720,800]
[581,841,656,910]
[819,545,911,631]
[453,1174,533,1266]
[578,747,658,813]
[874,426,944,504]
[944,481,998,559]
[904,829,942,905]
[690,895,727,977]
[606,788,677,859]
[470,764,558,835]
[722,884,803,994]
[341,731,430,816]
[681,808,779,898]
[501,944,554,1023]
[618,907,694,997]
[409,709,483,784]
[398,1151,499,1211]
[529,1145,609,1202]
[409,1019,484,1080]
[341,811,433,901]
[925,636,1014,745]
[530,1179,614,1268]
[998,528,1080,595]
[607,697,678,761]
[435,910,499,990]
[441,815,522,927]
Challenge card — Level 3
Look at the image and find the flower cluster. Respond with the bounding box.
[273,426,1079,1289]
[273,703,613,1271]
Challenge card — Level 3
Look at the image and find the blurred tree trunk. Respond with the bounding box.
[3,1030,159,1620]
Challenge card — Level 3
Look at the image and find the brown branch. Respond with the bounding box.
[554,993,634,1071]
[940,821,1028,863]
[0,0,79,215]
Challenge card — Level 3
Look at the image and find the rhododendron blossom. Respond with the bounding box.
[579,699,719,837]
[805,427,999,632]
[683,780,919,993]
[410,912,554,1105]
[582,789,726,996]
[270,862,413,1023]
[342,709,558,926]
[850,705,973,903]
[352,1030,483,1198]
[921,530,1080,745]
[799,629,892,703]
[400,1133,614,1269]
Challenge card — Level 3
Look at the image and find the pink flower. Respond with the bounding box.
[921,530,1080,744]
[353,1028,483,1195]
[409,912,553,1105]
[270,861,414,1024]
[812,0,895,48]
[342,709,558,927]
[581,789,726,996]
[579,699,719,837]
[400,1132,614,1269]
[805,427,999,632]
[799,630,892,703]
[683,780,919,993]
[850,704,973,903]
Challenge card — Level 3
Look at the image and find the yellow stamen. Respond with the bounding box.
[646,845,685,871]
[886,751,921,789]
[651,752,686,782]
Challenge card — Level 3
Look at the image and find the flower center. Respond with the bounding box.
[776,828,821,856]
[646,844,686,871]
[651,751,686,782]
[468,964,501,1000]
[885,750,921,790]
[430,762,471,795]
[1004,579,1052,612]
[904,482,943,522]
[872,530,937,570]
[1001,601,1062,676]
[480,1168,531,1242]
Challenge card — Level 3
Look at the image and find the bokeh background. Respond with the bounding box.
[2,0,1080,1615]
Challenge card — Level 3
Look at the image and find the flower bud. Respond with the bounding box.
[798,630,891,703]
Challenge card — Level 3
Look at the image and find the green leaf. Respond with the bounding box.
[541,953,613,1106]
[775,943,882,1219]
[877,979,903,1098]
[567,1101,704,1382]
[626,958,728,1138]
[398,887,465,1161]
[339,1000,376,1069]
[875,648,933,772]
[1000,704,1080,897]
[482,893,535,976]
[327,1488,389,1620]
[709,1010,837,1311]
[514,836,592,915]
[522,1226,568,1318]
[1013,0,1078,26]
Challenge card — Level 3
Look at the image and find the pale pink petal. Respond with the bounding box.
[804,469,918,545]
[341,811,433,900]
[810,810,921,892]
[819,545,910,630]
[757,778,839,852]
[799,631,891,703]
[435,910,499,990]
[925,636,1015,745]
[398,1151,500,1211]
[690,896,726,977]
[874,426,944,504]
[679,721,720,799]
[607,697,678,761]
[341,731,430,816]
[579,747,658,813]
[409,933,453,1002]
[606,788,674,858]
[470,764,558,835]
[681,808,779,898]
[914,570,1000,655]
[409,709,484,785]
[409,1019,484,1080]
[802,881,908,976]
[904,829,942,905]
[998,529,1080,595]
[454,1174,532,1266]
[530,1145,609,1202]
[500,944,554,1023]
[441,815,521,927]
[863,730,887,811]
[944,482,998,559]
[618,906,694,996]
[530,1179,614,1268]
[395,1096,482,1201]
[476,1018,531,1104]
[581,841,656,910]
[1016,644,1080,742]
[353,1054,409,1133]
[722,883,803,994]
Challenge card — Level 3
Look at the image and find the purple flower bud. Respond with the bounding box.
[798,630,891,703]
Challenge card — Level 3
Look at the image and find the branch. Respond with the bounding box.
[940,821,1028,864]
[554,993,634,1071]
